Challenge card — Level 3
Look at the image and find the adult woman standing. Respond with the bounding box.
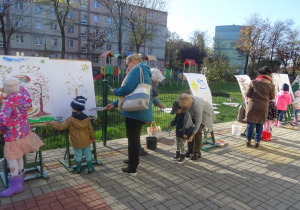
[244,66,275,148]
[106,53,153,175]
[178,93,215,160]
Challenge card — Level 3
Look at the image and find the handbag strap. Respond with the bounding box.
[139,66,144,83]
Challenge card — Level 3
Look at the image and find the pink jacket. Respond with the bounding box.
[275,91,292,111]
[0,86,32,142]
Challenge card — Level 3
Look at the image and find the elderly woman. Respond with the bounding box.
[244,66,275,148]
[151,68,165,109]
[106,53,153,175]
[178,93,215,160]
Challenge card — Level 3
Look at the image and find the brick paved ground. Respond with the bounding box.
[1,121,300,210]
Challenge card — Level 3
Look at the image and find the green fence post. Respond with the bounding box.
[102,79,108,146]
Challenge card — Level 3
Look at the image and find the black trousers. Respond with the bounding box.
[187,124,204,153]
[125,117,145,172]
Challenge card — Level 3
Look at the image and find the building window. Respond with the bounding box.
[93,29,99,36]
[34,5,43,13]
[34,22,42,30]
[107,44,111,50]
[35,37,43,45]
[81,19,87,24]
[107,31,112,39]
[81,46,87,53]
[67,55,74,59]
[93,44,100,50]
[94,15,99,22]
[106,17,112,24]
[94,1,100,8]
[50,8,55,15]
[81,4,87,10]
[67,26,74,33]
[0,6,4,12]
[16,19,24,27]
[50,54,58,58]
[148,48,152,54]
[16,35,24,44]
[15,2,23,10]
[80,33,87,39]
[51,23,58,30]
[50,39,57,47]
[149,13,154,19]
[0,41,3,47]
[94,57,99,63]
[67,11,74,18]
[68,40,74,48]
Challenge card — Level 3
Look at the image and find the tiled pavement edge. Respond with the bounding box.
[1,121,300,210]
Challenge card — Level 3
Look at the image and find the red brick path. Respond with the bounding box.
[1,183,110,210]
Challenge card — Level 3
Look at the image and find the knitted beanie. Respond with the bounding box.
[3,78,20,94]
[282,83,289,91]
[71,96,87,112]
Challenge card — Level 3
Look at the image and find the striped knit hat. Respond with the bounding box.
[71,96,87,112]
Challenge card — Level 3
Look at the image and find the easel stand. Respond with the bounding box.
[59,131,102,173]
[201,128,219,152]
[0,126,49,189]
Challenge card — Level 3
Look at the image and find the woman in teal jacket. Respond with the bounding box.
[106,53,153,176]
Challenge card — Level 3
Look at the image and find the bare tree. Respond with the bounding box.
[0,0,30,55]
[165,30,183,69]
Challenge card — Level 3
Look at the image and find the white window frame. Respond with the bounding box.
[50,39,57,47]
[93,43,100,50]
[106,17,112,24]
[93,15,99,22]
[107,44,111,50]
[67,25,74,33]
[68,40,74,48]
[67,11,74,18]
[81,18,87,24]
[51,23,58,30]
[81,4,87,10]
[35,37,43,45]
[50,8,55,15]
[16,19,24,27]
[149,13,154,19]
[16,35,24,44]
[148,48,152,54]
[81,46,87,53]
[34,22,42,30]
[34,5,43,13]
[94,1,100,8]
[107,31,112,39]
[15,2,23,11]
[93,29,99,36]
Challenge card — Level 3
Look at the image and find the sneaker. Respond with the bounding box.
[123,160,129,164]
[139,148,148,156]
[121,168,137,176]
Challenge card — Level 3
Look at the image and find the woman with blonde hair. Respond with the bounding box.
[150,68,165,109]
[178,93,215,160]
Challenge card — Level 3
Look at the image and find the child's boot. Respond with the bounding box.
[274,121,277,126]
[246,139,251,147]
[254,142,259,148]
[176,154,185,164]
[86,160,95,174]
[266,132,271,141]
[0,173,23,198]
[293,119,298,125]
[261,131,267,140]
[76,161,82,174]
[171,151,180,160]
[277,121,282,127]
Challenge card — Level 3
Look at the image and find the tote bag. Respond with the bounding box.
[122,67,152,112]
[237,105,247,123]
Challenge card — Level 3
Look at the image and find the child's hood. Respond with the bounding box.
[71,117,90,129]
[4,86,32,112]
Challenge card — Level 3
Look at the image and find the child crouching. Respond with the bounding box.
[168,101,194,164]
[50,96,95,174]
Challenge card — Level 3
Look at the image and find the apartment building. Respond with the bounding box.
[0,1,168,70]
[214,25,246,74]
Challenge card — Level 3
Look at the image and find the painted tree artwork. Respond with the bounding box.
[234,75,251,100]
[0,56,97,121]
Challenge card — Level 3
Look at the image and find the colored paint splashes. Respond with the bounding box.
[40,60,45,64]
[3,57,26,62]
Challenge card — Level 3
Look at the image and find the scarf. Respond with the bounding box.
[256,75,272,83]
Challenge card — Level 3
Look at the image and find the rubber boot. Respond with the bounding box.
[171,151,180,160]
[265,132,271,141]
[293,119,298,125]
[261,131,267,140]
[246,139,251,147]
[176,154,185,164]
[76,161,82,174]
[86,160,95,174]
[254,142,259,148]
[185,149,193,157]
[0,173,24,198]
[278,121,282,127]
[274,121,277,126]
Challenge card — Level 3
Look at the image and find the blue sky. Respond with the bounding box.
[167,0,300,43]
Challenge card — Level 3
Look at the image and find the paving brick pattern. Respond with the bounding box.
[1,121,300,209]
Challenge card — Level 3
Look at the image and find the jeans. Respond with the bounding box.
[294,110,300,120]
[278,110,285,121]
[246,123,263,143]
[126,117,145,172]
[73,145,93,162]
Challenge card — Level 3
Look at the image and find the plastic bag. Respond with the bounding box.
[147,122,162,139]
